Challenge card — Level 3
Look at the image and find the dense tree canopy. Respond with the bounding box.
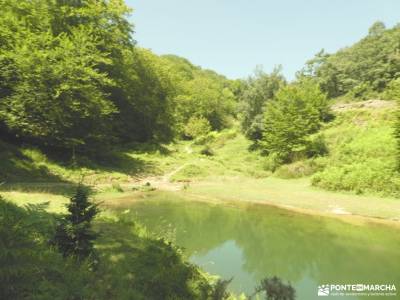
[300,22,400,99]
[0,0,133,149]
[161,55,237,137]
[0,0,237,153]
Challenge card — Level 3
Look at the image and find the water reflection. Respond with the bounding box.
[117,197,400,299]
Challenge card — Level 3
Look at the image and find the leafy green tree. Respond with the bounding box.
[0,28,116,150]
[368,21,386,37]
[162,55,237,135]
[110,48,176,143]
[184,116,212,139]
[299,49,340,99]
[238,66,286,141]
[0,0,240,153]
[0,0,170,150]
[261,80,328,162]
[53,185,99,261]
[178,77,235,130]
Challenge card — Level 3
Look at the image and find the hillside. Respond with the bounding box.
[302,21,400,100]
[312,100,399,196]
[272,99,398,196]
[2,1,400,299]
[1,100,399,221]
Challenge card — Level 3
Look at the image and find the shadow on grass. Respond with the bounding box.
[94,218,203,299]
[0,182,80,196]
[0,138,158,193]
[117,141,172,156]
[39,141,162,178]
[0,140,84,195]
[0,140,68,184]
[76,150,155,177]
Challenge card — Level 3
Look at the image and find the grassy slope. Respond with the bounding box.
[311,102,400,197]
[1,102,399,222]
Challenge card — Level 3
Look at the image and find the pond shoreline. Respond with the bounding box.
[122,195,400,298]
[100,187,400,229]
[3,177,400,229]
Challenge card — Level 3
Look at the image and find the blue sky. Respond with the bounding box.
[125,0,400,80]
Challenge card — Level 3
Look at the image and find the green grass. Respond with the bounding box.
[2,103,400,221]
[5,174,400,223]
[1,190,69,213]
[0,129,271,210]
[0,197,212,300]
[184,177,400,221]
[169,132,271,181]
[274,160,321,179]
[311,106,400,197]
[0,139,154,186]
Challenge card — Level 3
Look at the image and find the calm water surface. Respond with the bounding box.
[117,197,400,300]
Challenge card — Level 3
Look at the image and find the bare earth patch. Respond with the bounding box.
[332,99,396,112]
[132,163,190,191]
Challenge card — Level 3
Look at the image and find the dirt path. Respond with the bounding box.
[133,163,190,191]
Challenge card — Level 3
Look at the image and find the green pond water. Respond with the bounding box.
[117,195,400,300]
